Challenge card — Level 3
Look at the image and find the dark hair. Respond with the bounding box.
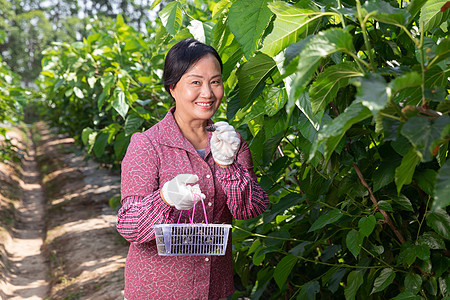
[163,38,223,99]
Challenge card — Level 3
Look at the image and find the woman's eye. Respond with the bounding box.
[212,80,222,84]
[192,81,200,85]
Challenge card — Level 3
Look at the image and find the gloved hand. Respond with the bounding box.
[161,174,206,210]
[210,121,241,166]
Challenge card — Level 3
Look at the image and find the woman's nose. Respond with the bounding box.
[200,83,213,98]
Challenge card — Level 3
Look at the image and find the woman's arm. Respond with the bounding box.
[216,139,269,219]
[116,132,174,243]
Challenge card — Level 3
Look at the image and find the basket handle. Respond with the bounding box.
[176,194,209,225]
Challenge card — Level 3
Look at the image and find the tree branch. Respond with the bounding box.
[353,163,406,244]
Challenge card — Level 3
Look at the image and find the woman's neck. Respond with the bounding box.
[173,112,208,150]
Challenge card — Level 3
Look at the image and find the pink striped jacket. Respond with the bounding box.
[117,107,268,300]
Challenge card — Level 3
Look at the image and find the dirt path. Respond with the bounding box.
[2,129,49,299]
[1,123,128,299]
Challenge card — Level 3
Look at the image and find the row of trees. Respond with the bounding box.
[34,0,450,298]
[0,0,161,84]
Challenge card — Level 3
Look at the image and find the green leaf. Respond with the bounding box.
[392,292,421,300]
[248,239,262,255]
[432,159,450,211]
[219,36,244,82]
[391,194,414,212]
[373,157,401,192]
[405,273,423,294]
[351,74,388,117]
[308,209,343,232]
[290,28,354,102]
[150,0,162,10]
[124,113,144,136]
[419,0,450,32]
[297,280,320,300]
[93,132,109,158]
[112,88,129,119]
[417,232,446,249]
[358,215,376,237]
[415,169,437,196]
[237,53,277,107]
[363,0,411,26]
[344,270,364,300]
[253,252,265,266]
[228,0,272,58]
[371,268,396,294]
[274,254,298,289]
[310,102,371,164]
[309,63,363,116]
[388,72,422,94]
[401,116,449,162]
[377,200,393,212]
[398,243,418,265]
[261,1,321,56]
[159,1,183,36]
[346,229,364,258]
[426,208,450,240]
[81,127,94,145]
[395,147,421,194]
[407,0,428,21]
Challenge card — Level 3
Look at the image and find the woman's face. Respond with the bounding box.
[170,53,224,124]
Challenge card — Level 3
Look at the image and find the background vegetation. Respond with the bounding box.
[1,0,449,299]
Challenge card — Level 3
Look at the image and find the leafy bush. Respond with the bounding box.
[39,0,449,298]
[0,30,30,162]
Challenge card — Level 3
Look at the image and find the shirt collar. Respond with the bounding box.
[158,107,214,155]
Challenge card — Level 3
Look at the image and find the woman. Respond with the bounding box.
[117,38,269,300]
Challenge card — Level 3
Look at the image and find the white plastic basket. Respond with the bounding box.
[153,223,232,256]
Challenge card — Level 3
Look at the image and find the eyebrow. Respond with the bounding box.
[186,74,222,79]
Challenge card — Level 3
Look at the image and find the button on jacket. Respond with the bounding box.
[117,107,269,300]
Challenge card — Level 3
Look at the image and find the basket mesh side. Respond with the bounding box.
[169,226,227,255]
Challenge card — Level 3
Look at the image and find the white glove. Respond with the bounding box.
[210,121,241,166]
[161,174,206,210]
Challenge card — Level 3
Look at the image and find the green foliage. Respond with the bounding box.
[37,0,449,298]
[0,53,30,162]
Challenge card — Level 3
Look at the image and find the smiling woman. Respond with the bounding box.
[116,38,269,300]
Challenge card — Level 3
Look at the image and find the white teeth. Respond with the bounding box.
[197,102,212,107]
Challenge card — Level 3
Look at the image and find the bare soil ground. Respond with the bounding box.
[0,122,129,300]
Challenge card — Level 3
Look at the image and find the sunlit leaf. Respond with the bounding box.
[261,1,322,56]
[290,28,354,105]
[159,1,183,36]
[228,0,272,58]
[420,0,450,32]
[112,87,129,119]
[237,52,277,107]
[310,63,362,116]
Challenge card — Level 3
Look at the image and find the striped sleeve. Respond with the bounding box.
[216,162,268,219]
[116,193,175,243]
